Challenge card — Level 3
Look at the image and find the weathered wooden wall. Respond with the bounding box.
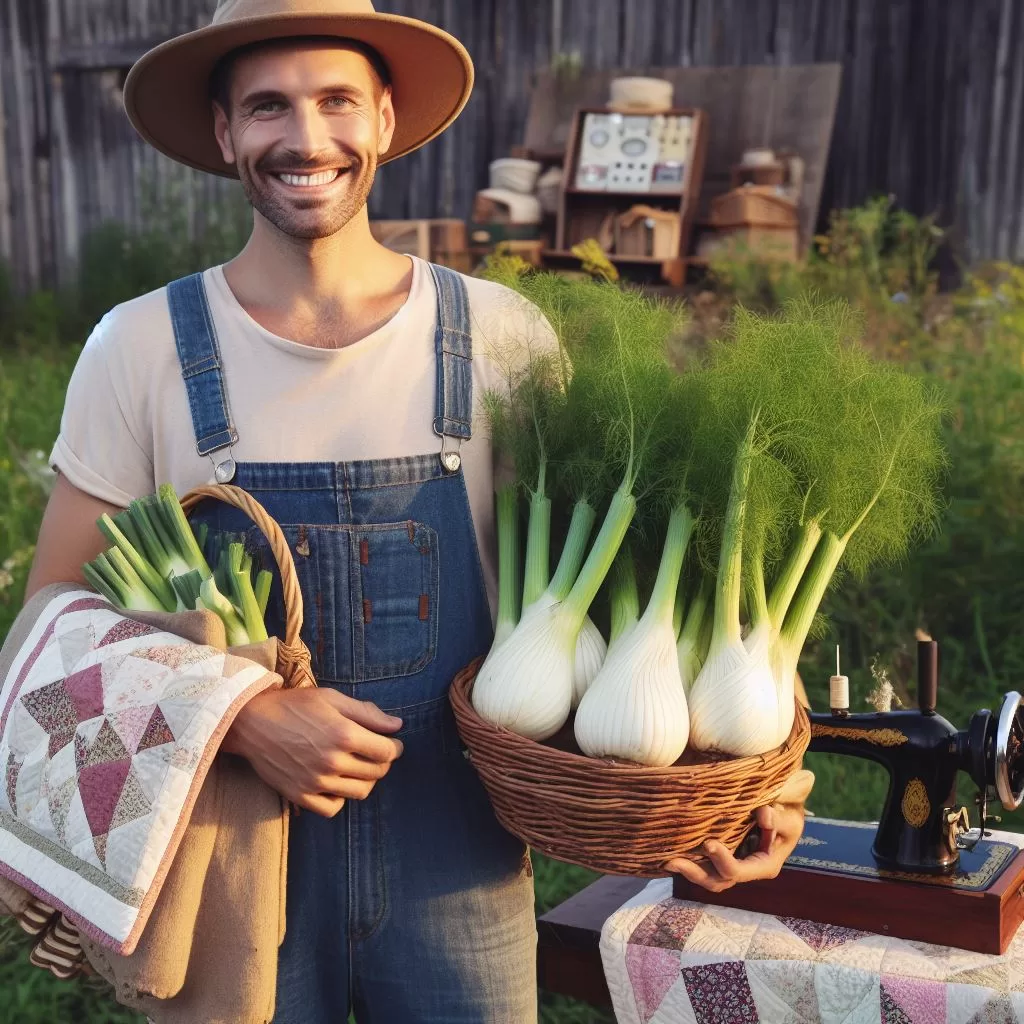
[0,0,1020,291]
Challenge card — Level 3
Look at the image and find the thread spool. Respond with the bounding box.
[830,645,850,717]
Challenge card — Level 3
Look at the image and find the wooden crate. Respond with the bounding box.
[696,222,800,262]
[614,205,682,259]
[710,186,798,228]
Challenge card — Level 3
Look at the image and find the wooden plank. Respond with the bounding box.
[54,39,165,70]
[1,0,1023,290]
[536,874,647,1007]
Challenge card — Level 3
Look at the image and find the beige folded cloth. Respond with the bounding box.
[0,585,288,1023]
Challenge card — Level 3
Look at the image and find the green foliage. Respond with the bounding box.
[0,920,142,1023]
[71,183,251,336]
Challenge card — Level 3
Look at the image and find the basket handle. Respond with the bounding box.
[180,484,316,690]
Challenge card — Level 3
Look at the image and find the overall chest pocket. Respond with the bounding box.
[247,520,439,685]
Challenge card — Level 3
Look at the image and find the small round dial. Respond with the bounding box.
[589,129,610,148]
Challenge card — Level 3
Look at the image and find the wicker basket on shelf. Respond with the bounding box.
[181,484,317,692]
[449,661,811,877]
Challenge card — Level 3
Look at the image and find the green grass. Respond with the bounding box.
[1,208,1023,1020]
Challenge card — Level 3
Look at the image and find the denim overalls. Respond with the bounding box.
[165,265,538,1023]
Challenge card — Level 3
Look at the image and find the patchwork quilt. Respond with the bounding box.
[601,871,1024,1023]
[0,589,281,954]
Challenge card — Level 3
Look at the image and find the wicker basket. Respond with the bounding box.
[180,484,316,692]
[449,662,811,876]
[710,187,799,228]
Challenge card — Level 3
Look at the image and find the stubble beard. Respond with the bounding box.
[238,153,378,240]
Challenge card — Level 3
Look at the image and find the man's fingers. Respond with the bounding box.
[702,841,744,883]
[312,775,377,801]
[329,715,404,764]
[295,792,346,818]
[666,857,733,893]
[324,753,392,782]
[329,692,403,735]
[755,805,776,834]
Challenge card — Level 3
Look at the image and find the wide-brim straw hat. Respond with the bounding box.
[124,0,474,178]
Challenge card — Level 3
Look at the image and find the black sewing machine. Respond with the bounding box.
[673,640,1024,952]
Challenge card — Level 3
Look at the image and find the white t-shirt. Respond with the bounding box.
[49,256,555,616]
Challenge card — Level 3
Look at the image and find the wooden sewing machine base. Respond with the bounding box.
[536,819,1024,1009]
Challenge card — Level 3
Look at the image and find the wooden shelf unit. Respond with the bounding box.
[554,106,708,286]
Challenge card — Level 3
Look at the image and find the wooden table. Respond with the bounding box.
[536,874,647,1008]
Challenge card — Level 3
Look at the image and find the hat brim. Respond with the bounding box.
[123,12,474,177]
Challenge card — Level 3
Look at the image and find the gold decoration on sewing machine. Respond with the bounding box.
[901,778,931,828]
[810,724,909,747]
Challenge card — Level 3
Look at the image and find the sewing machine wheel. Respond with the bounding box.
[995,691,1024,811]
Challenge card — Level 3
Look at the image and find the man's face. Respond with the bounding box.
[212,43,395,240]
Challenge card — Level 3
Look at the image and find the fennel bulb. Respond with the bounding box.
[575,505,693,766]
[471,598,580,740]
[473,488,636,740]
[687,417,793,756]
[689,620,786,756]
[574,615,688,766]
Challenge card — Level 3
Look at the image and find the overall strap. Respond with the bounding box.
[428,263,473,447]
[166,273,238,483]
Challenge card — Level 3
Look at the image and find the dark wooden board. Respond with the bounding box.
[537,874,648,1008]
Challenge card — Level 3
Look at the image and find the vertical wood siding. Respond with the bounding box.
[0,0,1019,291]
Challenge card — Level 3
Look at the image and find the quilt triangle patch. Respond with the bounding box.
[78,757,132,838]
[629,903,703,951]
[966,994,1015,1023]
[108,706,156,753]
[21,680,79,739]
[132,644,211,672]
[109,768,152,833]
[625,944,680,1023]
[86,719,129,767]
[93,832,108,868]
[881,975,946,1023]
[780,917,868,954]
[47,776,77,846]
[950,963,1010,991]
[881,987,913,1024]
[98,619,157,648]
[681,960,757,1024]
[47,725,77,760]
[137,706,175,751]
[62,663,105,723]
[57,622,98,672]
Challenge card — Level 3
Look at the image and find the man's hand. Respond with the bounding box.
[223,687,404,817]
[665,769,815,893]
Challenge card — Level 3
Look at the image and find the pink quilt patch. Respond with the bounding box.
[625,944,680,1023]
[881,974,947,1023]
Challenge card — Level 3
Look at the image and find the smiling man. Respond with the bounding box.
[24,1,810,1021]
